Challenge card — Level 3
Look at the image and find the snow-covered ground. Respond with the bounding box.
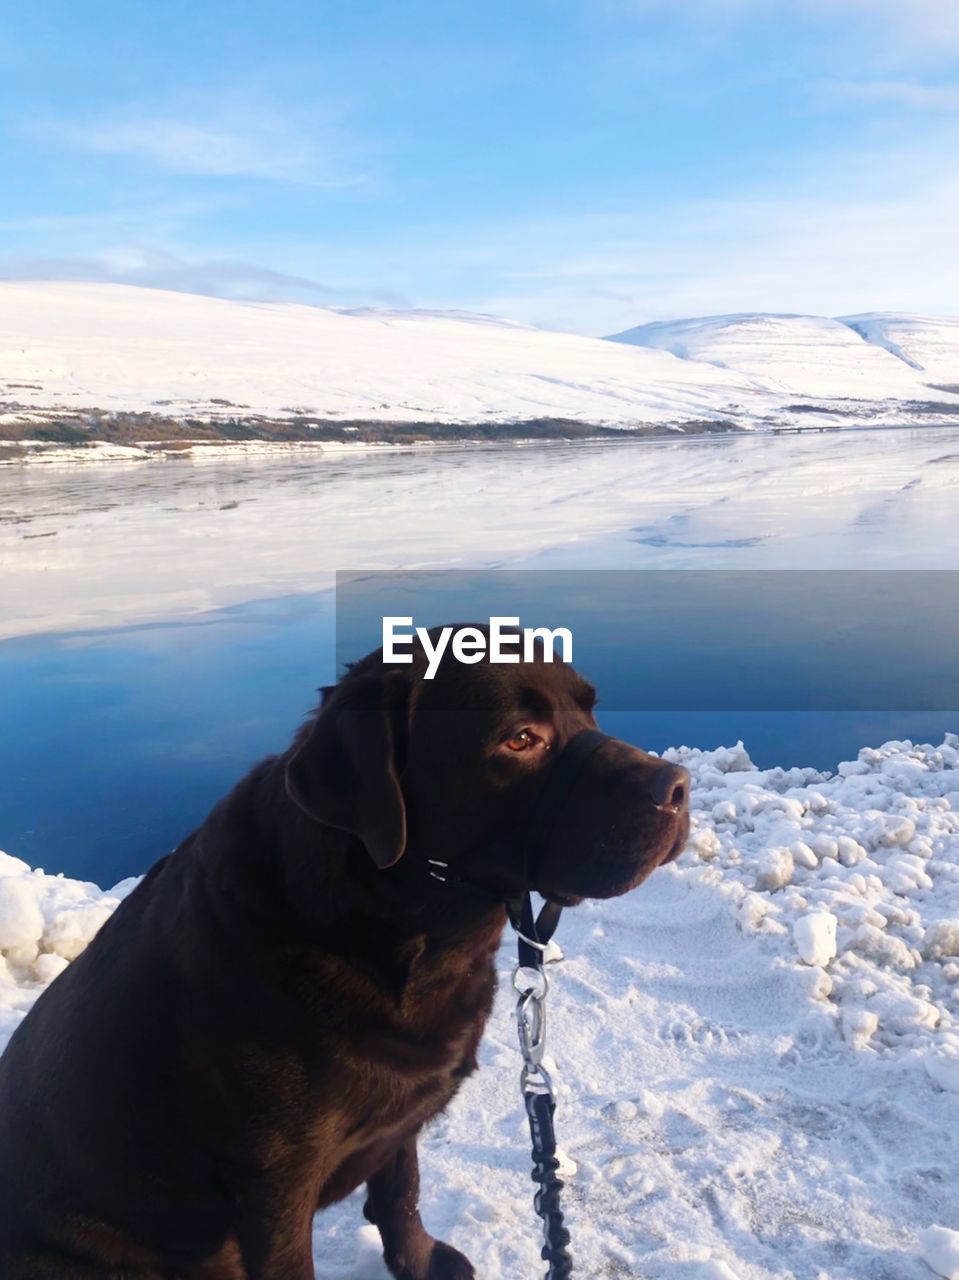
[2,735,957,1279]
[2,284,959,438]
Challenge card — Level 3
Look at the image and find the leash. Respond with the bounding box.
[429,730,609,1278]
[506,891,573,1279]
[505,732,610,1276]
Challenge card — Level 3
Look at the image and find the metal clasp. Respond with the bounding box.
[514,961,556,1097]
[516,988,546,1066]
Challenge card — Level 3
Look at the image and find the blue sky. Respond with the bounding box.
[2,0,958,332]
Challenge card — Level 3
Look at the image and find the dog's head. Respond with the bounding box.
[285,626,688,904]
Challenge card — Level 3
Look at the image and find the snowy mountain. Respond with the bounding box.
[2,284,959,453]
[0,282,764,432]
[841,313,959,387]
[606,311,959,400]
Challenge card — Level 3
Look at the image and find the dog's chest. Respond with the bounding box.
[402,940,497,1066]
[259,932,501,1169]
[336,938,499,1132]
[308,949,499,1211]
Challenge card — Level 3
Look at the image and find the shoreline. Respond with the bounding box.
[0,416,744,467]
[6,406,959,468]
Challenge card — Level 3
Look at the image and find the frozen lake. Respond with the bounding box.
[4,427,959,639]
[1,428,958,883]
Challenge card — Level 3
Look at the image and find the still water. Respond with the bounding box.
[1,584,954,886]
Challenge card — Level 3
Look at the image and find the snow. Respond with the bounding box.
[2,285,959,438]
[792,912,837,967]
[0,850,137,1041]
[0,281,764,429]
[841,315,959,388]
[607,312,959,400]
[3,735,957,1278]
[920,1226,959,1280]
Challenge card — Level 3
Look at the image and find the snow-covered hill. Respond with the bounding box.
[3,284,958,451]
[841,313,959,388]
[607,312,959,401]
[0,282,764,430]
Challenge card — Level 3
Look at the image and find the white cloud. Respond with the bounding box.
[0,246,338,305]
[618,0,959,50]
[32,106,369,187]
[805,0,959,45]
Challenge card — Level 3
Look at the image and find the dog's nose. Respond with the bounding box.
[645,763,690,812]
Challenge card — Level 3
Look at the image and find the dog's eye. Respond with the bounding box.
[504,729,540,752]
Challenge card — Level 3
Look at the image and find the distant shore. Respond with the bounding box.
[5,392,959,466]
[0,411,745,465]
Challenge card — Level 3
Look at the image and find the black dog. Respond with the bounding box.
[0,629,689,1279]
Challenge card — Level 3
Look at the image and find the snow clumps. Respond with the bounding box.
[670,735,959,1072]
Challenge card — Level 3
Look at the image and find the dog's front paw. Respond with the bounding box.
[384,1231,475,1280]
[427,1240,476,1279]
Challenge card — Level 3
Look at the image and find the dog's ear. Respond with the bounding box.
[284,669,410,869]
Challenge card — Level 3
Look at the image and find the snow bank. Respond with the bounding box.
[2,735,958,1278]
[668,735,959,1062]
[0,851,137,1048]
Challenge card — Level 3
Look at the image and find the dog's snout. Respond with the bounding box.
[645,763,690,812]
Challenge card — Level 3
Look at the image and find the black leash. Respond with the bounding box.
[505,733,610,1277]
[427,728,612,1278]
[506,891,573,1280]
